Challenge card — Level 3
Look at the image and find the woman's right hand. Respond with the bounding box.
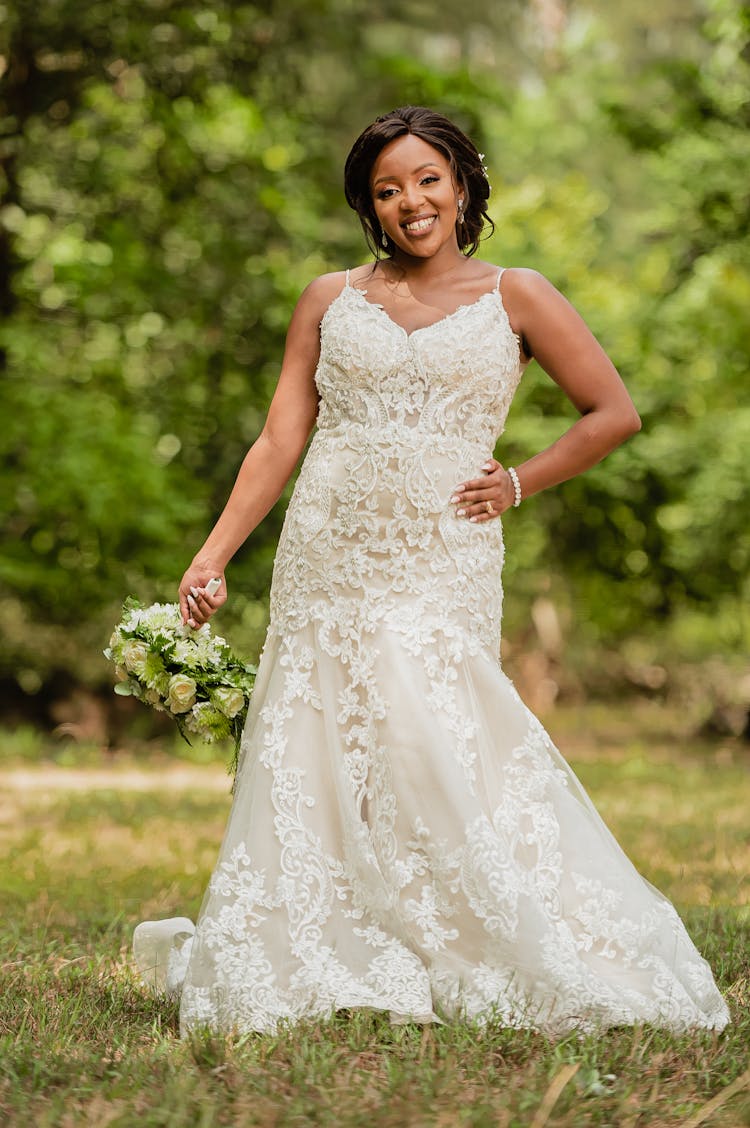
[178,562,227,628]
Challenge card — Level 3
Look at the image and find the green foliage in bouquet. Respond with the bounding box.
[104,598,256,778]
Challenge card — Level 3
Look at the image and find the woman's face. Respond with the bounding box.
[369,133,463,259]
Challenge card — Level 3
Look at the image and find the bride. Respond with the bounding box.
[134,106,729,1035]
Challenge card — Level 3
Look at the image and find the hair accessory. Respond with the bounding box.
[478,152,491,193]
[507,466,522,508]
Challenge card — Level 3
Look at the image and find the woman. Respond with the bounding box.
[136,107,729,1035]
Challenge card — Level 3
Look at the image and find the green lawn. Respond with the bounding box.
[0,702,748,1126]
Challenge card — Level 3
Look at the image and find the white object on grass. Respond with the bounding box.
[133,917,196,995]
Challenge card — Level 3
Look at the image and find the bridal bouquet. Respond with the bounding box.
[104,597,256,777]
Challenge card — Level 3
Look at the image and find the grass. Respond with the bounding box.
[0,700,748,1126]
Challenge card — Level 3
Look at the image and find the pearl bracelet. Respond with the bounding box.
[507,466,522,508]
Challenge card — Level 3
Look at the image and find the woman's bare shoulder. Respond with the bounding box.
[499,267,569,327]
[296,271,349,320]
[500,266,551,294]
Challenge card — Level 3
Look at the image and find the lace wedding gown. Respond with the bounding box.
[134,269,729,1036]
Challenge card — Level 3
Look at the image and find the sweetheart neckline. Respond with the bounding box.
[322,282,520,343]
[349,286,501,340]
[320,282,526,373]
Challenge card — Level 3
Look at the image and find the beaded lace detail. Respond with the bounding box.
[148,272,728,1036]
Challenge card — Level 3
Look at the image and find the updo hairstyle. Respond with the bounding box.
[344,106,493,258]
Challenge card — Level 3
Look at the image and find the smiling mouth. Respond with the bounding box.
[402,215,437,233]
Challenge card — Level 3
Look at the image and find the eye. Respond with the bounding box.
[420,175,439,185]
[376,187,397,200]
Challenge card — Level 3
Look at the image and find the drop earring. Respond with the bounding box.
[381,230,388,248]
[457,199,465,225]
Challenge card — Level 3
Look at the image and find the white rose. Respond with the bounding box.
[122,640,149,675]
[213,687,246,719]
[167,674,197,714]
[144,687,166,712]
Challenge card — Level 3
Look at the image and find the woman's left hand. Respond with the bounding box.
[450,457,515,522]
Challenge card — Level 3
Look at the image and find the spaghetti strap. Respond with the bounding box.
[494,267,505,293]
[344,268,351,288]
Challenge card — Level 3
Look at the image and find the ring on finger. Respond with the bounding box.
[485,500,496,515]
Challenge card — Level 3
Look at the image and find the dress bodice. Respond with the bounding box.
[268,269,524,663]
[314,272,524,458]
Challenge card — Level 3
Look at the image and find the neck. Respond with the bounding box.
[388,240,467,281]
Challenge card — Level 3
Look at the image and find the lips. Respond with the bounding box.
[402,214,437,233]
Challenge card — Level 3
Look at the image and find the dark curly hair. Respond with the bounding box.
[344,106,493,259]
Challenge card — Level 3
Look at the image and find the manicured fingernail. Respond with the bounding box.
[450,494,461,504]
[456,508,466,517]
[469,516,479,522]
[188,593,196,604]
[190,586,199,596]
[483,462,493,470]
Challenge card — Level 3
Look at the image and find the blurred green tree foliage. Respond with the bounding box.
[494,0,750,664]
[0,0,747,703]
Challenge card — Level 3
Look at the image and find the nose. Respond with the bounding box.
[399,182,425,212]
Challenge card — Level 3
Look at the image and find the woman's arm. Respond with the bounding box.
[453,268,641,519]
[180,272,344,626]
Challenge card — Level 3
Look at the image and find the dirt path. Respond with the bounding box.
[0,763,229,793]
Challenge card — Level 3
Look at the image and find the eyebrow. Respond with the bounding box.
[372,162,441,187]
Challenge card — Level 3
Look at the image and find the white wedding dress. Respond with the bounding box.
[134,269,729,1036]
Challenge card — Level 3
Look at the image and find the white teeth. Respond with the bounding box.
[404,216,436,232]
